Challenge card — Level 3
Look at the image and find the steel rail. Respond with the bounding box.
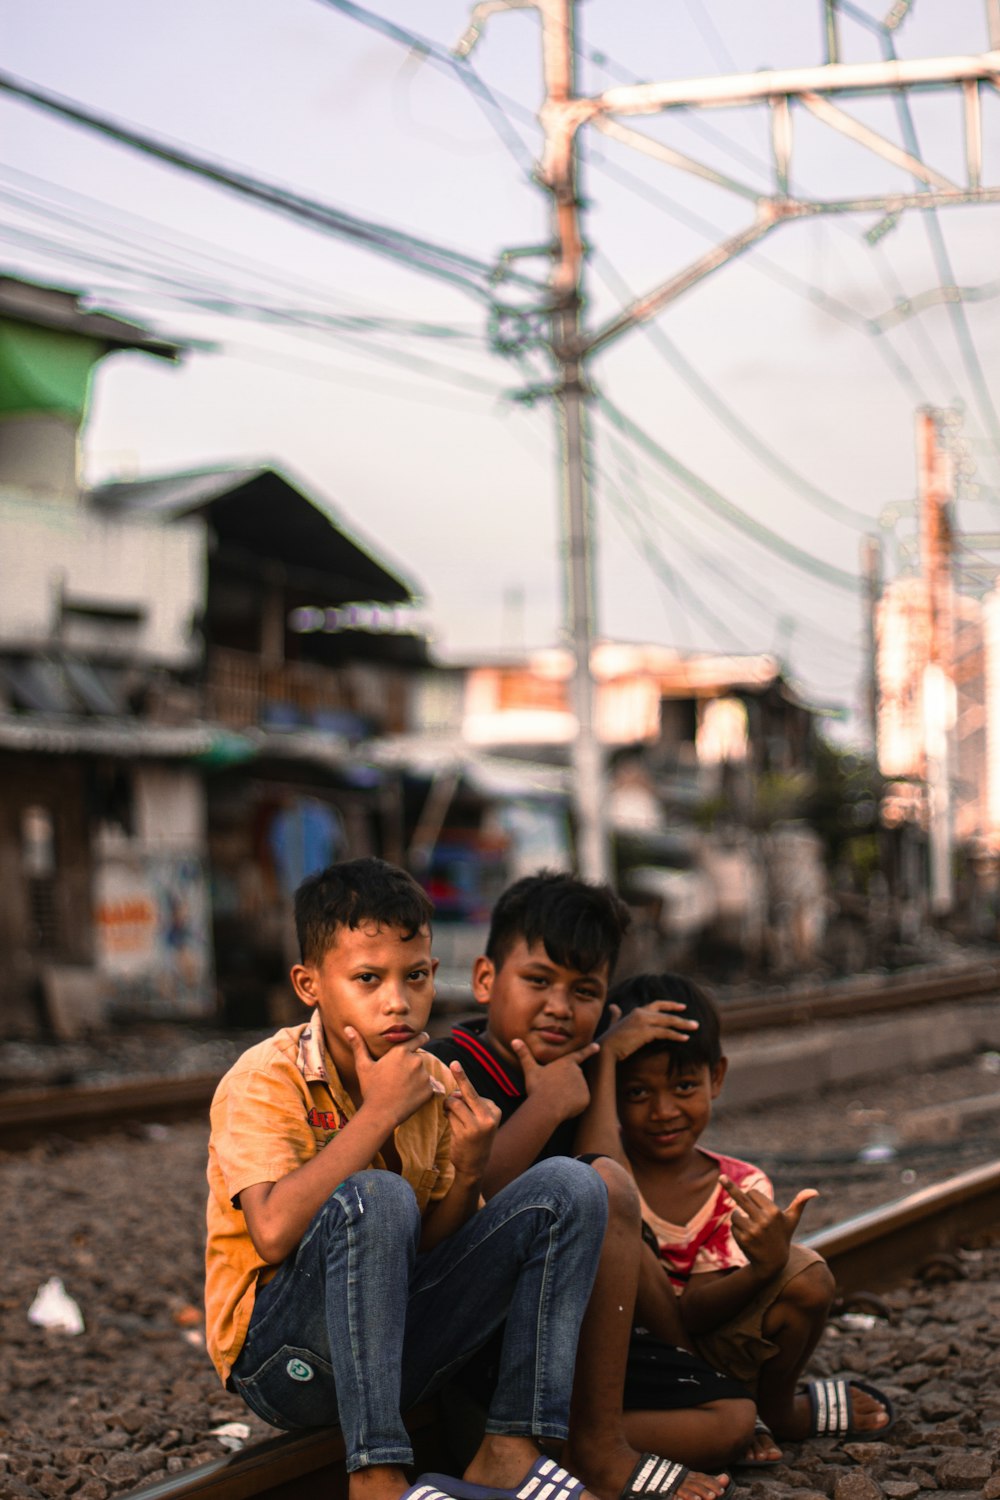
[2,964,999,1149]
[718,961,1000,1034]
[117,1166,1000,1500]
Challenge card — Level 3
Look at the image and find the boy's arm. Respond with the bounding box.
[240,1029,442,1264]
[480,1040,598,1197]
[573,1001,698,1162]
[679,1176,819,1335]
[419,1062,500,1248]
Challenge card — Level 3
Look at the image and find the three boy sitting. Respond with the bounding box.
[206,855,892,1500]
[205,858,733,1500]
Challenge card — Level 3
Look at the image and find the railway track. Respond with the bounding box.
[117,1160,1000,1500]
[2,962,998,1150]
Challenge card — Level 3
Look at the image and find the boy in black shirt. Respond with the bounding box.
[429,874,754,1489]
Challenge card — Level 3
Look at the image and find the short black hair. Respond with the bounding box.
[295,857,434,965]
[606,971,722,1072]
[486,870,631,978]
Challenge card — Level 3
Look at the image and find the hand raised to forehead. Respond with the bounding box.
[601,1000,699,1062]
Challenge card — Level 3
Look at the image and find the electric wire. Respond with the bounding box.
[592,249,873,530]
[314,0,539,182]
[0,69,546,304]
[0,162,485,340]
[0,220,508,398]
[836,0,1000,465]
[597,416,864,669]
[596,392,861,594]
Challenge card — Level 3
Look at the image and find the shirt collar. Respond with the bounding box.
[296,1014,331,1083]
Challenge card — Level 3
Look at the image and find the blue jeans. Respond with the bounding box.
[230,1157,607,1472]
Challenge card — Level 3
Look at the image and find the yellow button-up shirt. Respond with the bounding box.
[205,1018,455,1383]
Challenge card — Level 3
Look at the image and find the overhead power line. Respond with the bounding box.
[592,251,872,530]
[596,392,860,594]
[0,69,544,304]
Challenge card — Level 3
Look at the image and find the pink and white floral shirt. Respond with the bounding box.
[637,1149,772,1290]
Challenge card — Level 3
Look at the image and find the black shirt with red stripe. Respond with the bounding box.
[426,1016,579,1162]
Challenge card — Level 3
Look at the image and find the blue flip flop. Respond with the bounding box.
[404,1484,464,1500]
[420,1457,587,1500]
[422,1452,734,1500]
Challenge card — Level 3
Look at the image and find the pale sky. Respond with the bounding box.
[3,0,1000,741]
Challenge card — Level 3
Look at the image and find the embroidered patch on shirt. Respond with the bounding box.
[307,1106,347,1132]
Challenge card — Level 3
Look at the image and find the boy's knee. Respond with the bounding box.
[331,1169,421,1229]
[784,1258,836,1318]
[525,1155,610,1219]
[587,1156,640,1224]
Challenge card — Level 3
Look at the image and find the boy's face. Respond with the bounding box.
[290,922,437,1081]
[617,1050,727,1166]
[473,938,610,1066]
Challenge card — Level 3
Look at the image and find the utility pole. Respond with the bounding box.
[457,0,1000,889]
[917,408,956,916]
[536,0,607,883]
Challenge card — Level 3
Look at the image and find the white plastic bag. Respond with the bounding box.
[27,1277,85,1335]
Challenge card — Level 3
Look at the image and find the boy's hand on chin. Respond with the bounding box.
[345,1026,442,1126]
[600,1000,699,1061]
[720,1174,819,1279]
[443,1061,501,1181]
[512,1037,599,1116]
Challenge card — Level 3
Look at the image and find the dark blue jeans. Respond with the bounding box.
[230,1158,608,1472]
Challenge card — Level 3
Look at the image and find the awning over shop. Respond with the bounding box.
[362,734,570,799]
[0,714,255,762]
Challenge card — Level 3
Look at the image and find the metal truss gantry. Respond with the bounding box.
[459,0,1000,882]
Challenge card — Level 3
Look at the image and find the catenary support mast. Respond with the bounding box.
[457,0,1000,888]
[537,0,608,882]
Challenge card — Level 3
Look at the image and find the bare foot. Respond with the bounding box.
[349,1464,414,1500]
[768,1383,890,1442]
[739,1424,783,1465]
[565,1440,730,1500]
[463,1435,549,1492]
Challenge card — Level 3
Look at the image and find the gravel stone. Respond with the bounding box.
[5,1026,1000,1498]
[935,1457,995,1488]
[834,1472,885,1500]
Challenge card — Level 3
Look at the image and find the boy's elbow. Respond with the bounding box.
[244,1204,296,1266]
[251,1229,291,1266]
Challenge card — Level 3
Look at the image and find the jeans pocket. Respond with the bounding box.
[231,1343,340,1431]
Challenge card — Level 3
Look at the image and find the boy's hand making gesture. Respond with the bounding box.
[720,1174,819,1282]
[443,1060,501,1182]
[511,1035,599,1118]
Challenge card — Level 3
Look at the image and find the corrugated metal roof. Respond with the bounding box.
[0,275,180,360]
[90,465,416,604]
[91,466,266,518]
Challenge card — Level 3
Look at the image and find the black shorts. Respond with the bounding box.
[623,1332,752,1411]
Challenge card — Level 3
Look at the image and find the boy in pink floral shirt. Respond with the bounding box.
[580,973,894,1466]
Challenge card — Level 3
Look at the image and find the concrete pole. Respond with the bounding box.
[537,0,609,882]
[861,534,882,759]
[917,408,956,916]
